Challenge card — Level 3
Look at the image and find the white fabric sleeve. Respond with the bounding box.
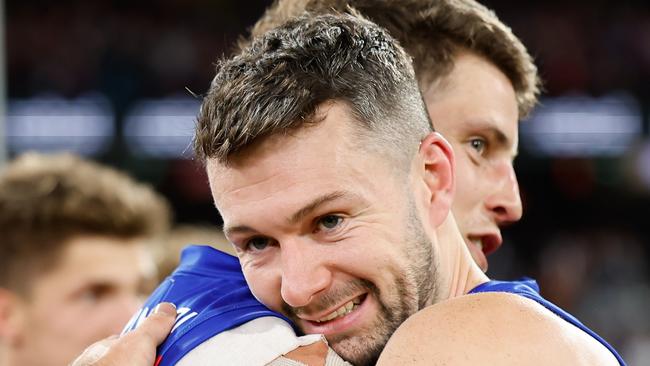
[175,316,322,366]
[267,346,353,366]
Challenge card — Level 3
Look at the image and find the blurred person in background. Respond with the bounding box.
[0,153,171,366]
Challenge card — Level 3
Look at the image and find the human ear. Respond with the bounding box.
[418,132,455,227]
[0,288,25,346]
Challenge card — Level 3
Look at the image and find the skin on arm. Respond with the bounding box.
[376,293,620,366]
[280,341,329,366]
[69,302,176,366]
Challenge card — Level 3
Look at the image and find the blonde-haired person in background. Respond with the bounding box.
[0,153,171,366]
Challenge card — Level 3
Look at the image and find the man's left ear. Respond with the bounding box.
[0,288,25,346]
[419,132,455,226]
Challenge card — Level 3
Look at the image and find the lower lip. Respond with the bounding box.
[300,294,371,336]
[465,237,488,268]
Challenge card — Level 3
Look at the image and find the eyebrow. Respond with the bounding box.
[223,190,354,238]
[288,190,349,225]
[468,122,508,147]
[489,127,519,158]
[467,120,518,157]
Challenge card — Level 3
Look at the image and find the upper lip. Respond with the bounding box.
[295,293,365,322]
[467,231,502,255]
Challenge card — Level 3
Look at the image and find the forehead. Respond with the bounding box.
[207,103,401,223]
[422,51,519,149]
[29,236,153,295]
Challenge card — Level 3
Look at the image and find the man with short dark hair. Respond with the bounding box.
[192,12,622,365]
[90,11,622,366]
[73,2,625,366]
[0,153,170,366]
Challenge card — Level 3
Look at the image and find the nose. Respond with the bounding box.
[485,164,523,225]
[279,239,332,308]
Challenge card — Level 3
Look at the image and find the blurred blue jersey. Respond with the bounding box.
[121,245,290,366]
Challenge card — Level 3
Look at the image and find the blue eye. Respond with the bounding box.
[318,215,342,231]
[247,237,270,251]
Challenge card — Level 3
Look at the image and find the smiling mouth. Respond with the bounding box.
[313,294,365,323]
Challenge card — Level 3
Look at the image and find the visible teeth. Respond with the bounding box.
[315,299,359,323]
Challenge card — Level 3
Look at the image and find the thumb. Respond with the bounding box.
[130,302,177,345]
[102,302,177,365]
[69,303,177,366]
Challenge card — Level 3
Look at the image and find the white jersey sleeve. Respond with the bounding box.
[176,316,323,366]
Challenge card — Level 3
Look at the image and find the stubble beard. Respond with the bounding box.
[285,206,437,366]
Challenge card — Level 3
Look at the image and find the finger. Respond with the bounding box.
[122,302,177,348]
[69,336,119,366]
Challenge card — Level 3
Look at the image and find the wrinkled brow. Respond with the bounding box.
[223,190,361,239]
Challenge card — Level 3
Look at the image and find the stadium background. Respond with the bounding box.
[3,0,650,363]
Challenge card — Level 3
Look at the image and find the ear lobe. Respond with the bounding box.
[419,132,455,226]
[0,288,25,346]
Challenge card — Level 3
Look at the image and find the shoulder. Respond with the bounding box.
[377,292,619,366]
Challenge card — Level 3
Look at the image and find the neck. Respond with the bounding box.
[436,215,489,300]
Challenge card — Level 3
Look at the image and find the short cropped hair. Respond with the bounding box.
[0,153,171,291]
[246,0,541,118]
[195,12,432,164]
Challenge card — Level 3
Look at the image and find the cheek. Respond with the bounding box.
[333,236,404,288]
[241,262,283,310]
[25,300,93,343]
[59,296,132,338]
[451,155,483,203]
[453,148,478,177]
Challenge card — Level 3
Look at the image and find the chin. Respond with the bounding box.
[332,335,385,366]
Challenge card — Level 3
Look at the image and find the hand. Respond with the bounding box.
[70,302,176,366]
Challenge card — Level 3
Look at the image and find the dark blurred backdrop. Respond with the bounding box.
[3,0,650,363]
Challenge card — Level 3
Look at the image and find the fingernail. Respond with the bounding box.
[153,302,177,316]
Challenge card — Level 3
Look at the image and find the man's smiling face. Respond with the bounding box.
[208,103,440,366]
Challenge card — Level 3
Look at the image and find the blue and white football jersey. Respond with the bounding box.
[122,245,290,366]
